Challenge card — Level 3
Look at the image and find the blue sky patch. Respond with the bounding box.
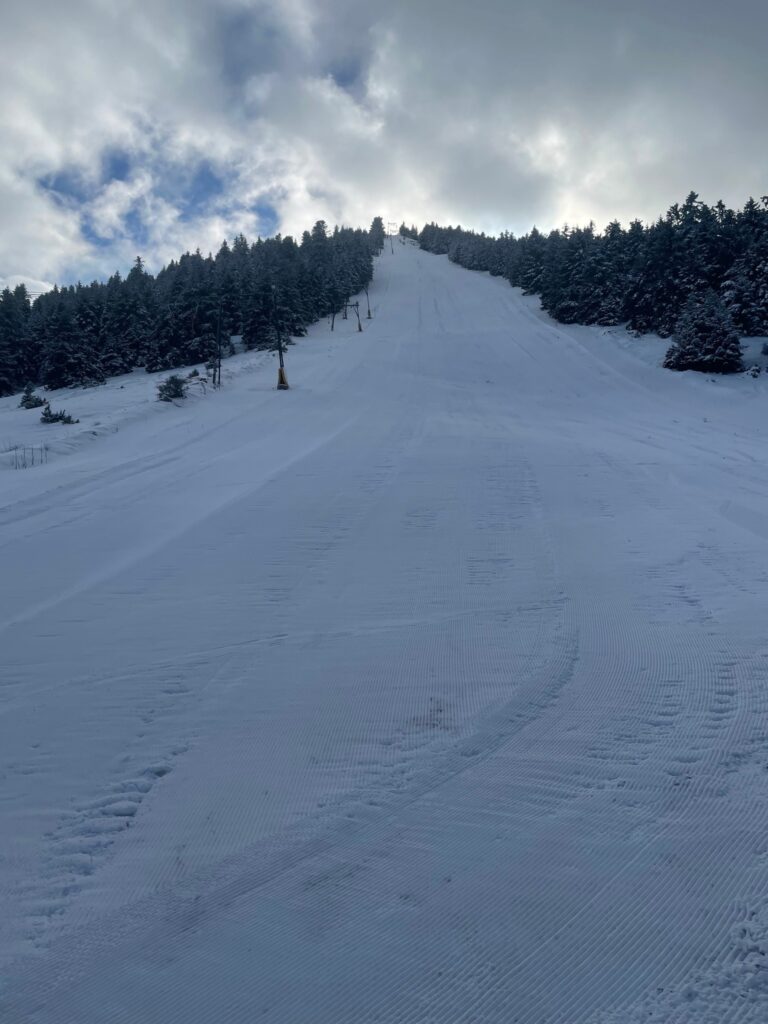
[37,167,91,207]
[328,56,364,93]
[181,162,225,220]
[81,218,114,249]
[148,160,226,222]
[123,206,150,248]
[253,199,279,237]
[101,148,133,184]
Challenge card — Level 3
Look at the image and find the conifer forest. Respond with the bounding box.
[2,194,767,398]
[0,218,384,395]
[416,192,768,374]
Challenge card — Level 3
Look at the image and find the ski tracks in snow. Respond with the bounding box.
[3,241,768,1021]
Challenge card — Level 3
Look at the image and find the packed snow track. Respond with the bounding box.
[3,240,768,1023]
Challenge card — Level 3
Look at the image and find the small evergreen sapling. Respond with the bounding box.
[664,291,743,374]
[157,374,188,402]
[18,383,46,409]
[40,402,79,424]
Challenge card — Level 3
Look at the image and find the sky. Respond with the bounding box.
[1,0,766,292]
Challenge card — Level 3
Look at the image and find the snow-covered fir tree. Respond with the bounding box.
[663,290,743,374]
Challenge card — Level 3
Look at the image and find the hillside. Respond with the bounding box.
[3,238,768,1023]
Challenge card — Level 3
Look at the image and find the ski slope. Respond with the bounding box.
[2,239,768,1023]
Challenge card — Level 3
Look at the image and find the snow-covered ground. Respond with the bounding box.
[2,240,768,1023]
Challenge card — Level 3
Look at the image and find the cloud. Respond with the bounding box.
[0,0,766,289]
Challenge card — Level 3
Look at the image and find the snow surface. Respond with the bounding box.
[2,239,768,1022]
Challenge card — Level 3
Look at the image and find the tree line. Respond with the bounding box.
[0,217,387,396]
[413,194,768,373]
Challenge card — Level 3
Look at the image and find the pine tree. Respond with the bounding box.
[242,279,274,350]
[146,304,183,371]
[0,290,17,396]
[214,239,241,342]
[664,291,743,374]
[124,257,157,366]
[369,217,386,254]
[593,221,630,325]
[517,227,547,294]
[100,274,135,376]
[626,217,680,336]
[42,302,94,389]
[0,285,31,395]
[74,291,106,385]
[18,382,46,408]
[0,335,14,395]
[721,237,768,336]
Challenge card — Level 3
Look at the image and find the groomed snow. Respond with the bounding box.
[2,240,768,1022]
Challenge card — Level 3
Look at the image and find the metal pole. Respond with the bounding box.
[215,303,222,388]
[273,285,289,389]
